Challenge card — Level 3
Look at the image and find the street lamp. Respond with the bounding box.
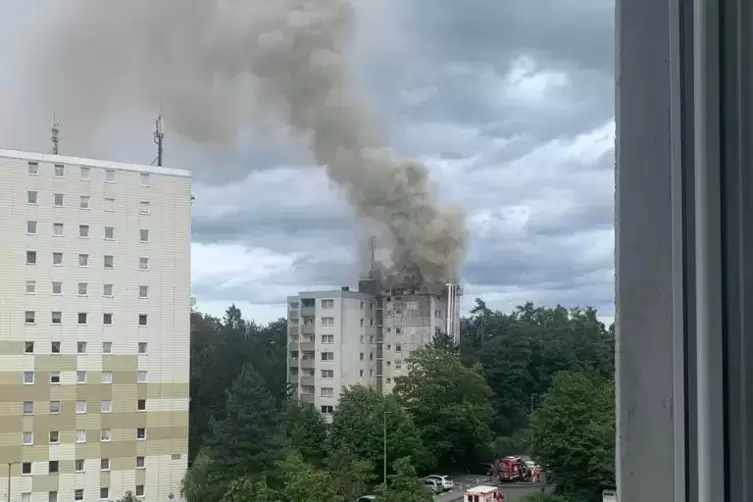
[6,461,18,502]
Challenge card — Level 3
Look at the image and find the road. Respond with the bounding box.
[434,475,550,502]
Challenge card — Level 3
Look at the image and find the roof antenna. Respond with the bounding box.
[152,106,164,166]
[51,112,60,155]
[369,236,377,278]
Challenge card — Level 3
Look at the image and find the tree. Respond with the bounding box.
[393,347,495,469]
[224,477,280,502]
[200,363,287,499]
[182,451,227,502]
[323,448,376,500]
[277,452,341,502]
[283,402,328,464]
[328,386,427,474]
[531,372,615,502]
[430,328,457,352]
[373,457,433,502]
[115,492,139,502]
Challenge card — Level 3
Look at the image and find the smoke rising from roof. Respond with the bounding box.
[27,0,467,287]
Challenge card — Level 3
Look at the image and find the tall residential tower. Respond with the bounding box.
[287,281,461,420]
[0,150,192,502]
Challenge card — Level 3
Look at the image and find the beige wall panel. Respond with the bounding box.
[0,341,25,353]
[35,355,77,371]
[21,445,50,462]
[31,474,60,492]
[74,442,101,459]
[76,383,113,400]
[134,468,145,485]
[113,370,137,384]
[75,414,103,429]
[101,440,136,458]
[111,456,135,471]
[0,382,51,401]
[103,356,137,372]
[0,414,22,434]
[101,470,111,487]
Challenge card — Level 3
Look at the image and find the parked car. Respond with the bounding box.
[423,478,443,495]
[355,496,376,502]
[426,474,454,491]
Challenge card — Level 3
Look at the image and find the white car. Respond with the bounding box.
[426,475,454,491]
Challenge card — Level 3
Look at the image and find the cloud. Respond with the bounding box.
[0,0,615,324]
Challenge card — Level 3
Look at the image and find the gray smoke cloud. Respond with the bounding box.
[23,0,467,287]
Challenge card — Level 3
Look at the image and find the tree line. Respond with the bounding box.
[184,300,616,502]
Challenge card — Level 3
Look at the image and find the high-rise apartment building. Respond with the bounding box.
[287,280,461,420]
[0,150,192,502]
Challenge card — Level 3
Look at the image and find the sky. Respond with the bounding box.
[0,0,615,325]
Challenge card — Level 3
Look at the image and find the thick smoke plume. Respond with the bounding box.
[27,0,467,288]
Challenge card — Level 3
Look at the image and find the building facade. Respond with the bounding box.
[286,283,461,419]
[0,150,192,502]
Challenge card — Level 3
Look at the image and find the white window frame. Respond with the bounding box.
[75,400,87,414]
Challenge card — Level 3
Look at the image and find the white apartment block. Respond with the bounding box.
[287,281,461,419]
[0,150,192,502]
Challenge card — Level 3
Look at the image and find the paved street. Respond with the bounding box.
[434,475,550,502]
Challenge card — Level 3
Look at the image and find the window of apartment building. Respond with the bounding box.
[139,257,149,270]
[321,299,334,309]
[139,285,148,298]
[78,253,89,266]
[53,193,63,207]
[395,328,402,334]
[139,229,150,242]
[359,369,364,377]
[52,252,62,266]
[100,488,109,500]
[321,405,334,414]
[320,387,334,397]
[28,161,39,175]
[395,344,402,352]
[79,195,90,209]
[101,371,112,384]
[80,166,90,180]
[321,369,334,378]
[24,341,34,353]
[360,318,364,327]
[360,300,364,309]
[78,224,89,237]
[21,462,31,474]
[100,458,110,471]
[77,313,87,325]
[49,492,58,502]
[359,352,364,361]
[23,401,33,415]
[137,399,146,411]
[48,461,58,474]
[75,459,84,472]
[136,456,145,468]
[24,311,35,324]
[104,197,115,211]
[25,281,36,294]
[50,372,60,384]
[136,428,147,440]
[103,284,113,296]
[76,371,86,383]
[77,341,87,353]
[138,314,148,326]
[27,190,37,204]
[138,342,148,354]
[26,220,36,234]
[321,334,334,344]
[51,341,61,353]
[100,428,111,442]
[102,342,112,354]
[49,431,59,444]
[104,255,113,269]
[52,222,63,236]
[320,352,334,361]
[78,282,87,295]
[76,400,86,414]
[53,164,65,177]
[137,371,147,383]
[75,430,86,443]
[52,281,62,295]
[135,486,144,497]
[22,431,33,445]
[23,371,34,384]
[74,489,83,501]
[101,400,112,413]
[26,251,36,265]
[103,312,113,325]
[140,173,150,186]
[369,369,373,376]
[321,317,334,326]
[140,200,150,214]
[50,400,61,413]
[104,226,114,239]
[369,353,373,361]
[105,169,115,182]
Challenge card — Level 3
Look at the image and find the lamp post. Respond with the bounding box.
[6,461,18,502]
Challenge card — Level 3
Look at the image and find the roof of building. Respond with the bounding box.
[0,148,192,178]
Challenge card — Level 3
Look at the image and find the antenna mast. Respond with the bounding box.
[153,113,164,166]
[51,112,60,155]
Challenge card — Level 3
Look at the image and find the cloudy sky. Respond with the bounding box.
[0,0,615,325]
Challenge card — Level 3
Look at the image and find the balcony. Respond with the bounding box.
[301,324,315,335]
[288,326,299,336]
[300,393,315,404]
[301,376,314,387]
[288,358,299,368]
[301,306,316,317]
[300,342,315,352]
[300,358,315,369]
